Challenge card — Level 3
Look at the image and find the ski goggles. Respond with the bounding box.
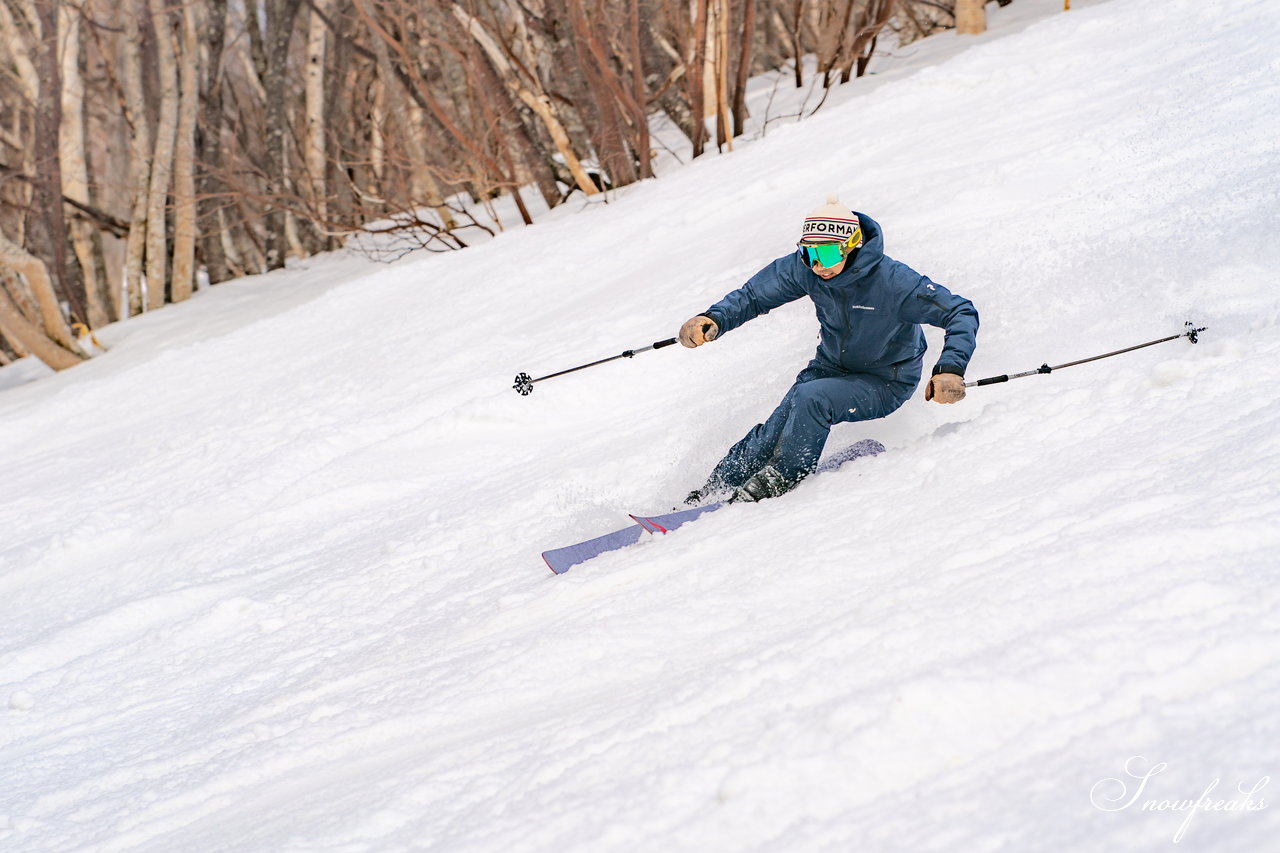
[799,230,862,268]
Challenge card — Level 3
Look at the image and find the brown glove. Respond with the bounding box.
[925,372,966,404]
[679,315,719,348]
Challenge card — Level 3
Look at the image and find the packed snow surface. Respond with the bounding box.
[3,0,1279,850]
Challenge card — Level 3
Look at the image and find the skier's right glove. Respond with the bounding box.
[679,315,719,348]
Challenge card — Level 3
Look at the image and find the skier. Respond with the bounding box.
[679,194,979,504]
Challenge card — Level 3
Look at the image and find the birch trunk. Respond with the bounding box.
[466,35,563,208]
[304,0,329,228]
[956,0,986,34]
[170,0,200,302]
[0,287,83,370]
[370,78,385,185]
[689,0,709,156]
[57,1,109,326]
[713,0,732,150]
[145,0,180,309]
[732,0,756,137]
[0,1,39,101]
[120,0,152,316]
[450,6,600,196]
[30,0,86,325]
[0,231,86,368]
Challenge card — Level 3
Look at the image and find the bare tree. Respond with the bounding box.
[0,230,87,368]
[29,0,87,326]
[0,0,975,377]
[145,0,180,309]
[839,0,898,83]
[197,0,232,285]
[118,0,152,315]
[449,3,600,197]
[262,0,305,270]
[304,0,330,237]
[956,0,986,34]
[732,0,758,138]
[170,0,201,302]
[58,0,112,325]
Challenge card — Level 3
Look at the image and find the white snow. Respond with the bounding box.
[3,0,1279,850]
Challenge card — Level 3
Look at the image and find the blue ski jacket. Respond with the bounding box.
[703,213,979,386]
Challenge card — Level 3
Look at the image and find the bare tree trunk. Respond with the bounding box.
[0,230,86,368]
[821,0,856,87]
[262,0,304,270]
[840,0,897,82]
[362,12,455,228]
[0,1,39,100]
[304,0,329,235]
[712,0,732,150]
[464,34,563,208]
[120,0,152,315]
[732,0,757,138]
[956,0,986,34]
[789,0,805,88]
[560,0,637,186]
[170,0,200,302]
[30,0,86,326]
[628,0,652,179]
[57,1,108,327]
[450,5,600,196]
[197,0,232,285]
[0,287,83,370]
[145,0,180,309]
[688,0,709,156]
[370,77,385,187]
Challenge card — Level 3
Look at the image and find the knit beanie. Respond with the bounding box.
[800,193,863,247]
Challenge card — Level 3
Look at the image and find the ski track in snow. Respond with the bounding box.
[3,0,1280,850]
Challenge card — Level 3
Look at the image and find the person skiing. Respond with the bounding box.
[679,194,979,504]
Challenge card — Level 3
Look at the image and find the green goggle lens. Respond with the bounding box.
[801,242,846,268]
[800,228,861,267]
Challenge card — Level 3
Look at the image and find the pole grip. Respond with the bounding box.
[966,374,1009,388]
[652,337,678,350]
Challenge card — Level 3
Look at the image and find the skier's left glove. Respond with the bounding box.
[926,372,965,404]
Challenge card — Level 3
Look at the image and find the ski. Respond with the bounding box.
[629,502,722,534]
[542,523,647,575]
[541,439,885,574]
[628,437,884,537]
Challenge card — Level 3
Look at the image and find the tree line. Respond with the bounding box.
[0,0,991,370]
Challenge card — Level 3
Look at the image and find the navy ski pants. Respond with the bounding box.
[708,360,916,486]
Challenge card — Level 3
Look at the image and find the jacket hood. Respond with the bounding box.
[797,211,885,288]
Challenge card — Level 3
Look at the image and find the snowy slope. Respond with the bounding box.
[3,0,1280,850]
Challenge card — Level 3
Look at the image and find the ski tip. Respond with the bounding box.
[629,514,668,534]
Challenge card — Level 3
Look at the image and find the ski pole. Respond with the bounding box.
[514,336,680,395]
[965,321,1206,388]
